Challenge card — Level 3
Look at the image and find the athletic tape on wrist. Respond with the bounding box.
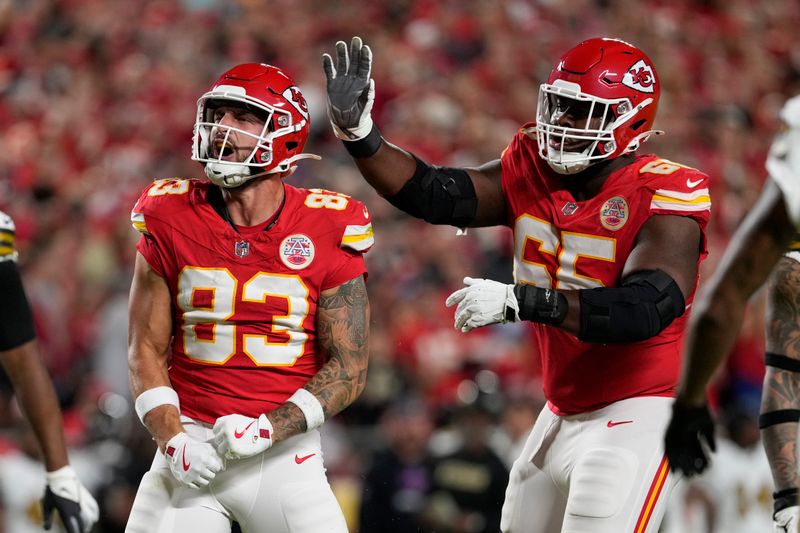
[287,388,325,430]
[134,386,180,425]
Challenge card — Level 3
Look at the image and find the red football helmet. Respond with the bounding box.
[192,63,319,188]
[535,38,662,174]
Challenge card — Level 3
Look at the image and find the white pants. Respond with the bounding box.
[501,396,679,533]
[125,417,348,533]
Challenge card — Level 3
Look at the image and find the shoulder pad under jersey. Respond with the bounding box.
[641,158,711,216]
[131,178,195,236]
[302,188,374,253]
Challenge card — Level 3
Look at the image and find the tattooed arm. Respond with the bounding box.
[267,275,370,443]
[762,256,800,493]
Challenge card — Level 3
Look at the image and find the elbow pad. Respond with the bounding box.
[385,157,478,227]
[578,269,685,344]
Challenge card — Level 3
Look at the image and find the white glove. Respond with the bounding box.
[445,277,519,332]
[774,505,799,533]
[767,95,800,227]
[212,413,274,460]
[164,432,224,489]
[42,466,99,533]
[322,36,376,140]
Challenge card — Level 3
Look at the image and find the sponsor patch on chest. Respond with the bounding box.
[599,196,629,231]
[279,234,315,270]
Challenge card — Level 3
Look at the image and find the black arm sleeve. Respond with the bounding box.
[578,269,686,344]
[0,261,36,351]
[385,157,478,227]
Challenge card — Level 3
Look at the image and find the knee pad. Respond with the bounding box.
[566,447,638,519]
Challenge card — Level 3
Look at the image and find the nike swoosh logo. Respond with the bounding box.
[234,420,256,439]
[295,453,316,464]
[686,178,703,188]
[182,446,191,471]
[607,420,634,428]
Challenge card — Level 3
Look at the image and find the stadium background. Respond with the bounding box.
[1,0,799,531]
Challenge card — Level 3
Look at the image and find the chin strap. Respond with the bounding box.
[206,153,322,188]
[622,129,664,154]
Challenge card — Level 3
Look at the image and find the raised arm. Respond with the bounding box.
[212,275,370,456]
[323,37,506,227]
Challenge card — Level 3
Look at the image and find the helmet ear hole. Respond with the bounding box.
[630,119,646,131]
[285,141,298,152]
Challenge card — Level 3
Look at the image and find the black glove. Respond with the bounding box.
[42,465,98,533]
[43,486,84,533]
[664,401,716,477]
[322,36,375,140]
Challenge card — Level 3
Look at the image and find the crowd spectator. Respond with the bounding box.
[1,0,799,530]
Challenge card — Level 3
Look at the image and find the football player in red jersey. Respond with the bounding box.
[324,37,709,532]
[126,63,373,533]
[665,96,800,532]
[0,211,98,533]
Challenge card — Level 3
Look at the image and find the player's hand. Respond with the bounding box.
[445,277,519,332]
[42,465,99,533]
[773,505,799,533]
[664,401,716,477]
[164,432,224,489]
[322,36,375,140]
[212,413,274,460]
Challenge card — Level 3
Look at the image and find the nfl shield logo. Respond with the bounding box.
[234,240,250,258]
[562,202,579,215]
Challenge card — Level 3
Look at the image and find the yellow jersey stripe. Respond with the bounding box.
[131,220,149,235]
[651,193,711,205]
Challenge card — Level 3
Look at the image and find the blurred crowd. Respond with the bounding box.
[1,0,799,531]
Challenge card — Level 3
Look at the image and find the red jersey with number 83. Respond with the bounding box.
[501,130,710,415]
[131,179,373,424]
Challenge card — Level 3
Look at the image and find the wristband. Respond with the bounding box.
[287,388,325,430]
[135,386,180,425]
[513,284,568,325]
[774,487,799,513]
[342,124,383,158]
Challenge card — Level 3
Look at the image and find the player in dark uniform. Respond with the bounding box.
[665,95,800,532]
[0,211,98,533]
[324,36,710,533]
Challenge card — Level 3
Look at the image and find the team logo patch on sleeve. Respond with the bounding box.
[280,234,315,270]
[600,196,629,230]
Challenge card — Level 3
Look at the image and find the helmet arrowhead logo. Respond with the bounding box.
[622,60,656,93]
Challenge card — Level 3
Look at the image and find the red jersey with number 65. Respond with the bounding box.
[131,179,373,424]
[501,130,710,415]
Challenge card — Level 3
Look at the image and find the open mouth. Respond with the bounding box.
[213,139,238,159]
[549,136,589,151]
